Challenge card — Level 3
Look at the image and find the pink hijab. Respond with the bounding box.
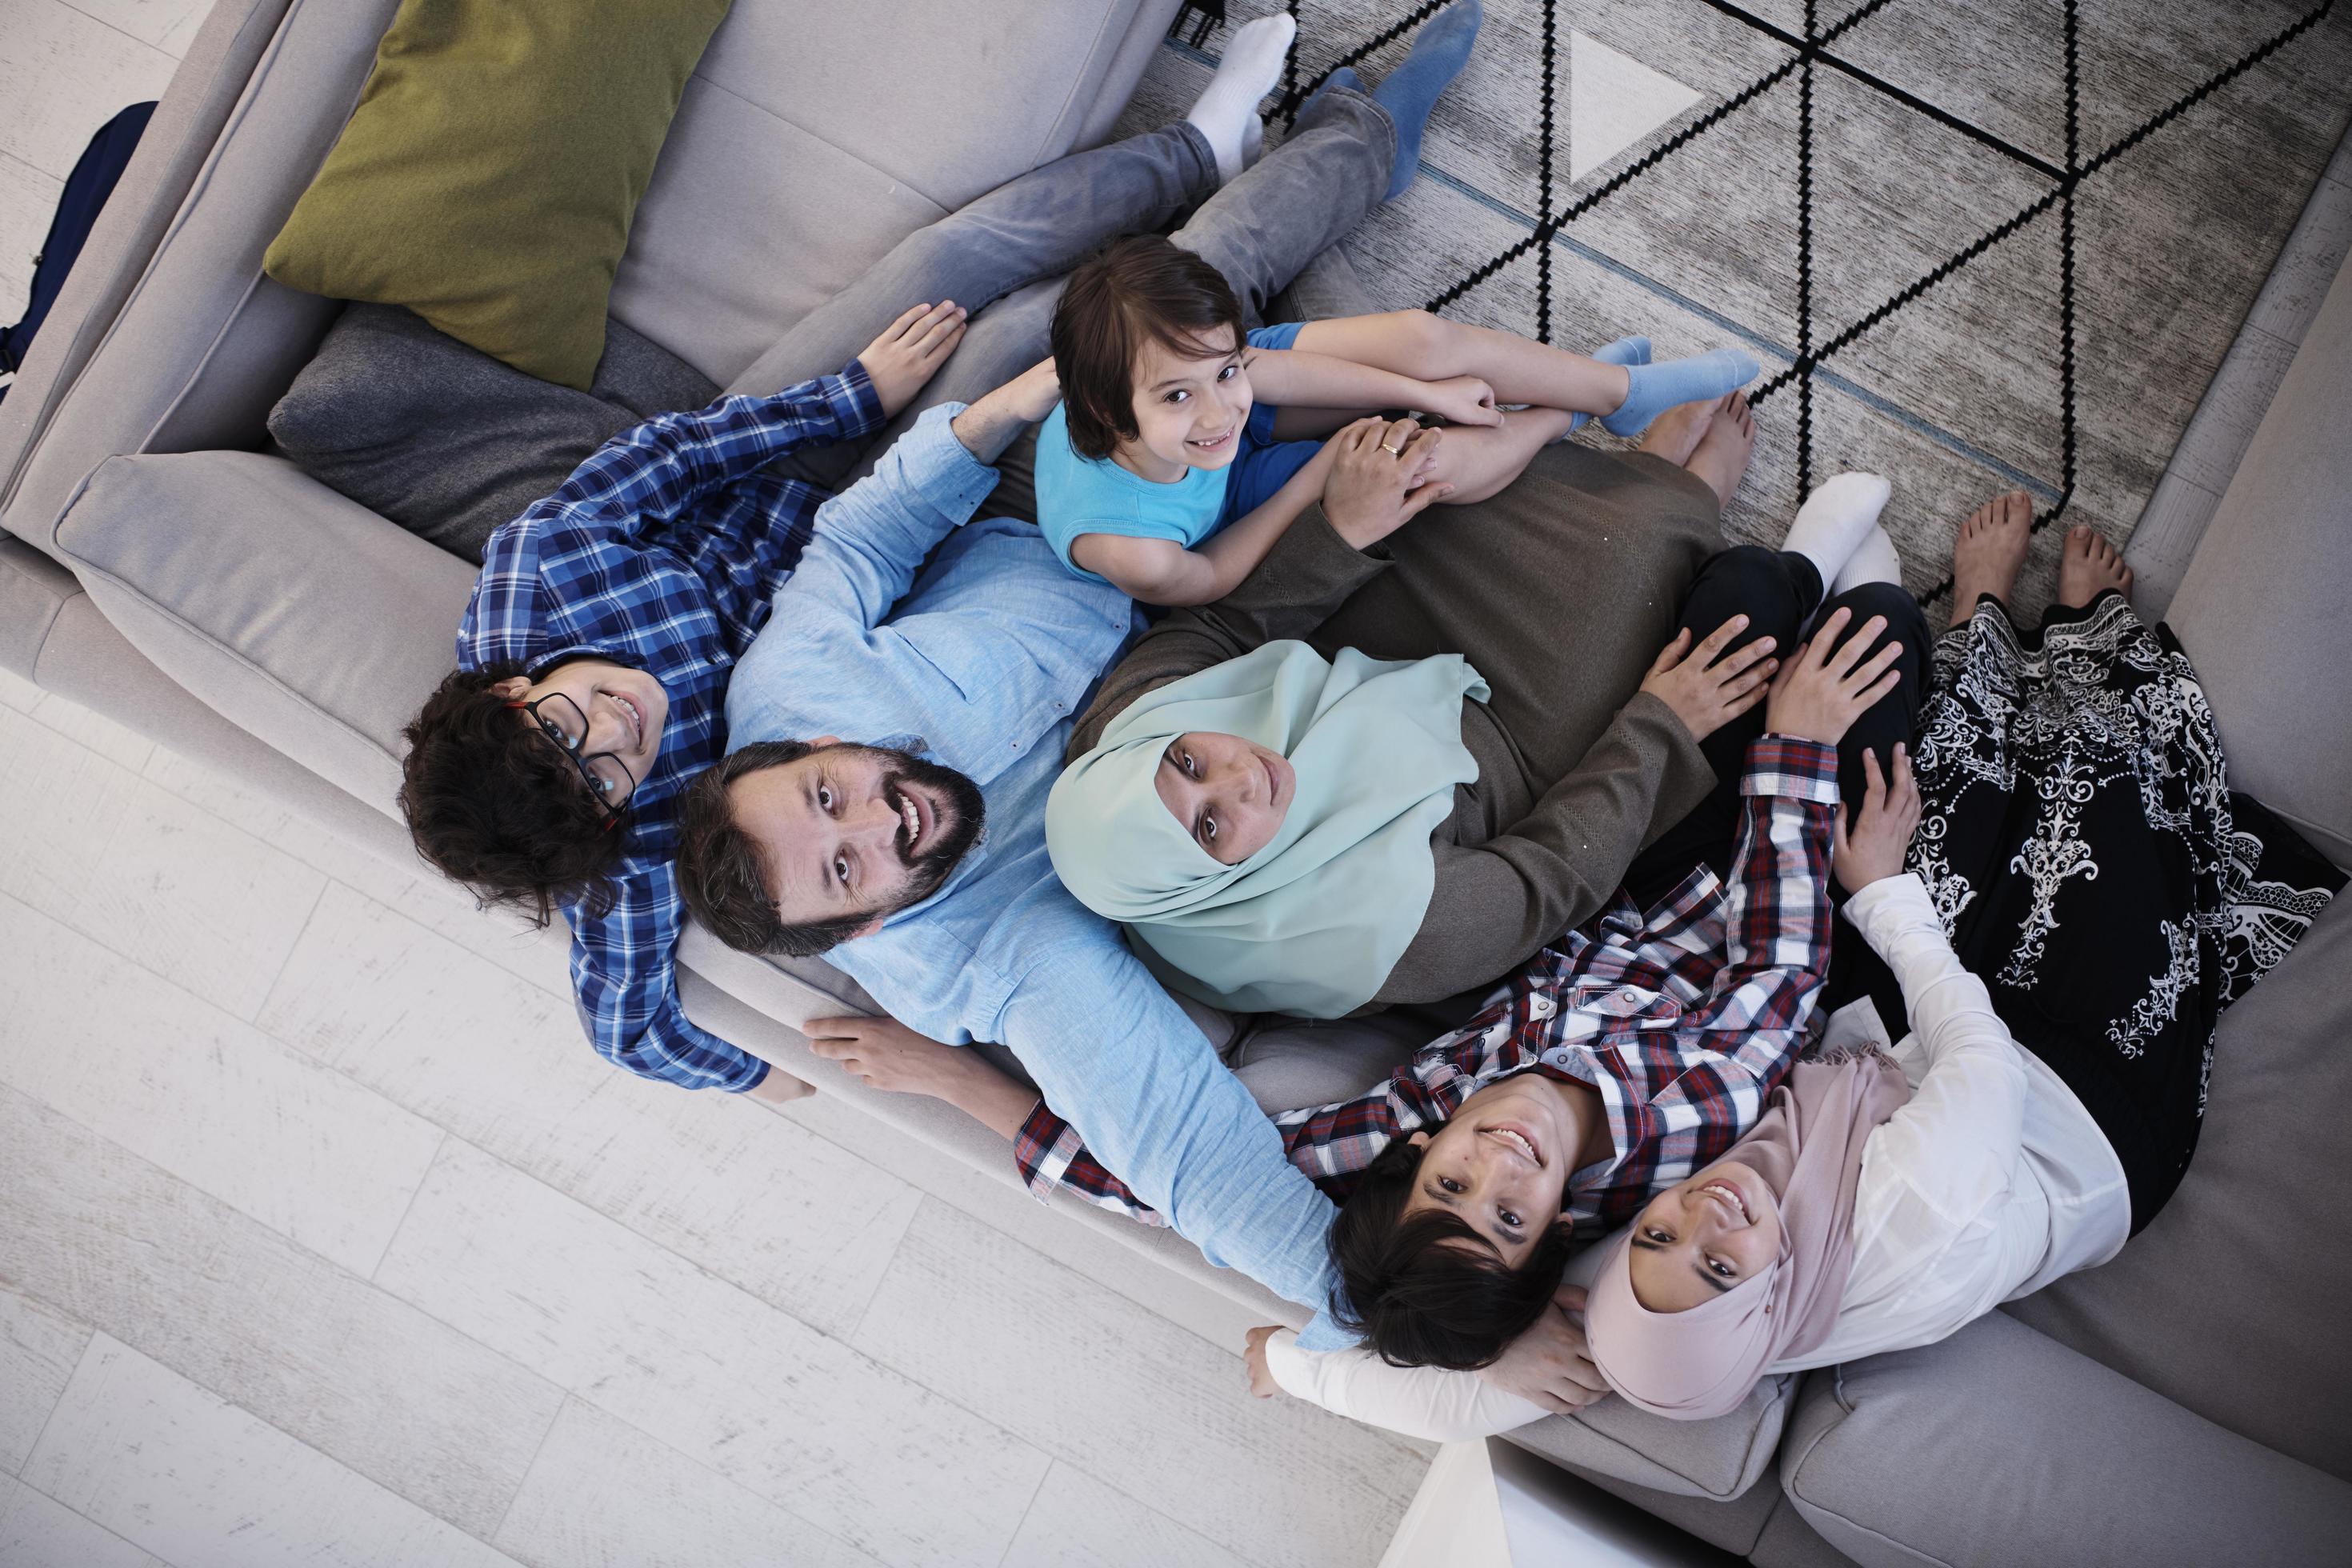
[1584,1050,1912,1420]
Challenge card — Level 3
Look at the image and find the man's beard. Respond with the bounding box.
[871,748,986,906]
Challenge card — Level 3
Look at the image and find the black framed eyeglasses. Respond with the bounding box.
[510,691,638,815]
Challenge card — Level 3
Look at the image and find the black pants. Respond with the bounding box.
[1623,546,1931,921]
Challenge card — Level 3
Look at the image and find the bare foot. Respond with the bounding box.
[1682,390,1756,510]
[1948,490,2032,629]
[1636,394,1716,467]
[2057,524,2133,609]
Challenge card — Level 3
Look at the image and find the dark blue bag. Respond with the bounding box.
[0,102,157,404]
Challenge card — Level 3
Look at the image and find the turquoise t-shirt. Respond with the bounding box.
[1033,402,1229,585]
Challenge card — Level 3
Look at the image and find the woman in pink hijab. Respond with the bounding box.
[1582,1049,1912,1419]
[1246,511,2344,1434]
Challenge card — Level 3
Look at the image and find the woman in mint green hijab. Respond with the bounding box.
[1048,641,1490,1016]
[1042,406,1835,1019]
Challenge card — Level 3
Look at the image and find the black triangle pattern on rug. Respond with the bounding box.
[1180,0,2340,605]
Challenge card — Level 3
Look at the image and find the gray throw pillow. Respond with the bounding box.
[267,303,719,562]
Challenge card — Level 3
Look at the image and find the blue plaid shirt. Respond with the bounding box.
[456,363,884,1091]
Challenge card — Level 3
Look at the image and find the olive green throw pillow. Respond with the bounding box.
[264,0,733,390]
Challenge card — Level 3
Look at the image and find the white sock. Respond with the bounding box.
[1188,14,1296,184]
[1242,111,1265,170]
[1783,472,1890,589]
[1831,525,1902,594]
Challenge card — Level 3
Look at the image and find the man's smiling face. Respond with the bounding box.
[723,739,986,934]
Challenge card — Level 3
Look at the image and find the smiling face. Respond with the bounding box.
[724,741,986,934]
[1154,730,1294,865]
[1626,1158,1786,1312]
[1398,1073,1586,1268]
[1116,326,1254,483]
[493,657,668,807]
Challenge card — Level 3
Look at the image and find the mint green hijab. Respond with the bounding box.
[1046,639,1488,1018]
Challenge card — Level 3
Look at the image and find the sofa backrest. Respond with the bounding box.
[5,0,1179,546]
[611,0,1175,385]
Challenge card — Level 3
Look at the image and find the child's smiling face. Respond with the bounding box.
[1118,325,1254,482]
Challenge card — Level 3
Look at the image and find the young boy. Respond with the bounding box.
[798,607,1921,1368]
[1034,234,1758,606]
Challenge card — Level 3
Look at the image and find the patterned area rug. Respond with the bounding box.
[1118,1,2352,618]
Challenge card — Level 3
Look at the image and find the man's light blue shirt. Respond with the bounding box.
[727,405,1350,1342]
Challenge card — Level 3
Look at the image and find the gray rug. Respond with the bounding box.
[1120,1,2352,618]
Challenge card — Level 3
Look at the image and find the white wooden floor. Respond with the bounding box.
[0,665,1434,1568]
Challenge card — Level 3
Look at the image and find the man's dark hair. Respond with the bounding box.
[398,662,626,927]
[677,739,986,958]
[1050,234,1246,461]
[1328,1136,1578,1370]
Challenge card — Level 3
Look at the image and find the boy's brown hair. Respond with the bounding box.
[1050,234,1245,461]
[1327,1135,1579,1370]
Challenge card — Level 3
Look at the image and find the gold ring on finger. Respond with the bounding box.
[1381,441,1403,454]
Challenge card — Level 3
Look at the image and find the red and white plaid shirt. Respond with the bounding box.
[1014,737,1842,1234]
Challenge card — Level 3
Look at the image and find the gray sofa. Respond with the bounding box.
[3,3,2347,1563]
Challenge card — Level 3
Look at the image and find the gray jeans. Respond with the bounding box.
[730,88,1399,499]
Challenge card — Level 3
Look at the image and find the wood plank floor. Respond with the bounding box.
[0,670,1434,1568]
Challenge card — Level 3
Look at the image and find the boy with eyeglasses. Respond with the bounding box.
[398,302,981,1099]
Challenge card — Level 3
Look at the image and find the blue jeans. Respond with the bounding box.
[725,88,1402,498]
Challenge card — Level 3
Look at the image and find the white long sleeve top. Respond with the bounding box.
[1264,873,2132,1441]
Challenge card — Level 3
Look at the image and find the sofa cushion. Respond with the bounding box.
[2166,257,2352,869]
[607,0,1177,383]
[52,450,474,810]
[1502,1373,1798,1503]
[1780,1311,2352,1568]
[262,0,733,390]
[1226,1013,1429,1114]
[2002,893,2352,1480]
[267,303,718,562]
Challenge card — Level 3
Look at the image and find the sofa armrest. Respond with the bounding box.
[53,450,474,810]
[1501,1376,1797,1502]
[2165,255,2352,870]
[2,0,405,570]
[1779,1310,2352,1568]
[0,0,295,544]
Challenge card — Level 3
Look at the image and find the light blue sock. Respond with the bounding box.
[1370,0,1482,202]
[1599,347,1760,438]
[1567,335,1650,434]
[1298,65,1364,125]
